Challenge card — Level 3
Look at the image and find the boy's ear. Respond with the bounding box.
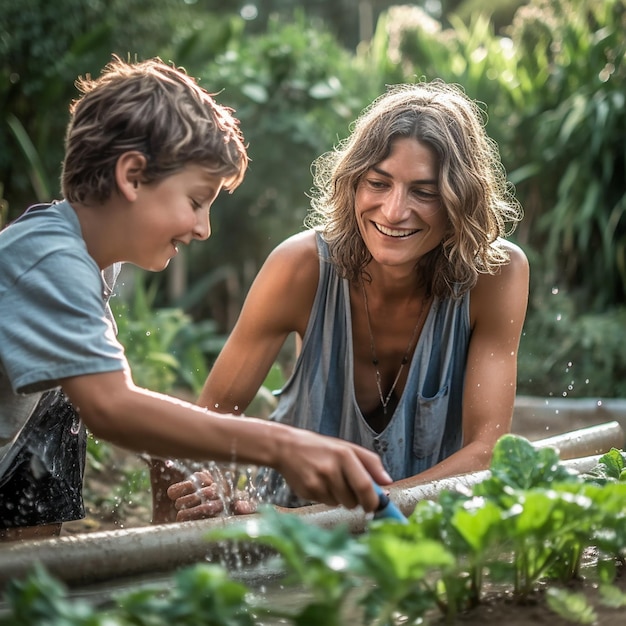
[116,152,148,201]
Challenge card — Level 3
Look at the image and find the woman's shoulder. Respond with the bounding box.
[494,238,529,277]
[253,230,321,296]
[497,237,527,259]
[272,229,319,254]
[470,237,529,323]
[252,230,321,333]
[265,230,321,274]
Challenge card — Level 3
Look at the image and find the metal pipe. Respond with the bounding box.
[531,420,623,459]
[0,422,621,589]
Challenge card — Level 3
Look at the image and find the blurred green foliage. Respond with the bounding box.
[518,290,626,398]
[181,11,382,305]
[111,271,222,395]
[1,0,625,397]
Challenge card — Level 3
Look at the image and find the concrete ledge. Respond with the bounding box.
[513,395,626,439]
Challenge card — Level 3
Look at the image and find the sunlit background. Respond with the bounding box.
[2,0,625,402]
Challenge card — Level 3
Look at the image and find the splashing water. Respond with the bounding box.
[152,457,282,570]
[69,415,82,436]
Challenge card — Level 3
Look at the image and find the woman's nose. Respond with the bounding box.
[382,187,410,222]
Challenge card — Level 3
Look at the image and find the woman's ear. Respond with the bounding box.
[116,152,147,201]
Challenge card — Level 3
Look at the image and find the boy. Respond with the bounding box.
[0,56,390,541]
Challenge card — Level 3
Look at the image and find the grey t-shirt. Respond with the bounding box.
[0,200,127,474]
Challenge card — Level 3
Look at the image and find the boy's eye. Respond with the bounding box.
[190,198,202,210]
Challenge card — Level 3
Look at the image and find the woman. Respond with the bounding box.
[158,80,529,521]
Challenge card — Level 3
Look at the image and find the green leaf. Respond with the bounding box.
[545,587,597,624]
[451,498,504,552]
[294,602,342,626]
[241,82,268,103]
[598,583,626,608]
[480,435,578,496]
[6,113,52,201]
[597,448,626,479]
[365,535,454,582]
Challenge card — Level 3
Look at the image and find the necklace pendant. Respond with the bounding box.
[360,278,431,420]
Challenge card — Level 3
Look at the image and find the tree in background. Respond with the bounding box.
[0,0,234,219]
[2,0,624,397]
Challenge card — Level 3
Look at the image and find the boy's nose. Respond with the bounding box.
[194,213,211,240]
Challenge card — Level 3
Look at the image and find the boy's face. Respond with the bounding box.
[130,164,225,271]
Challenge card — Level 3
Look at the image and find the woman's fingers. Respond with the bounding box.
[166,470,216,500]
[231,495,257,515]
[277,432,390,513]
[176,500,225,521]
[173,484,220,510]
[167,470,257,520]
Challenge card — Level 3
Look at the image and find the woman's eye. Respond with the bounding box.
[413,189,439,201]
[191,198,202,210]
[366,179,387,189]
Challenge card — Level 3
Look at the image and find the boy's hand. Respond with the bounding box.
[165,431,391,521]
[275,429,391,514]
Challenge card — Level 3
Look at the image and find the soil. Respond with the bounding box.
[58,443,626,626]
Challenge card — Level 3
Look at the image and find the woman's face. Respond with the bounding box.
[354,137,447,272]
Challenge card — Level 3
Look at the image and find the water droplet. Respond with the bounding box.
[70,417,82,435]
[551,287,559,295]
[145,331,151,336]
[328,555,348,571]
[597,400,603,407]
[556,314,562,322]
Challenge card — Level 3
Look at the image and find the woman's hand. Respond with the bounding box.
[166,470,257,522]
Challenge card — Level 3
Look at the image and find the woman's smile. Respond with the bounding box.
[372,222,422,238]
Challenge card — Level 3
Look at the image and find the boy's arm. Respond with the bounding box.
[61,368,390,513]
[150,233,321,523]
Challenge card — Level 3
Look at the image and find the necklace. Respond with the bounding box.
[360,279,430,417]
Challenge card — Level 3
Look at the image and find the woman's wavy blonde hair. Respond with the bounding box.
[306,80,522,298]
[62,55,248,205]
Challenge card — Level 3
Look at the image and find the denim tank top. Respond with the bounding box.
[258,234,470,504]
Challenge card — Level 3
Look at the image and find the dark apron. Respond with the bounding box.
[0,389,86,528]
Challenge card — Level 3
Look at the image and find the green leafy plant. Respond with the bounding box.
[545,587,598,625]
[517,289,626,398]
[112,272,220,396]
[0,562,256,626]
[3,435,626,625]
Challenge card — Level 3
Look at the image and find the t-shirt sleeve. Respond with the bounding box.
[0,249,127,394]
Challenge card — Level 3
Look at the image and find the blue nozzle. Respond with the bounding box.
[372,483,408,524]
